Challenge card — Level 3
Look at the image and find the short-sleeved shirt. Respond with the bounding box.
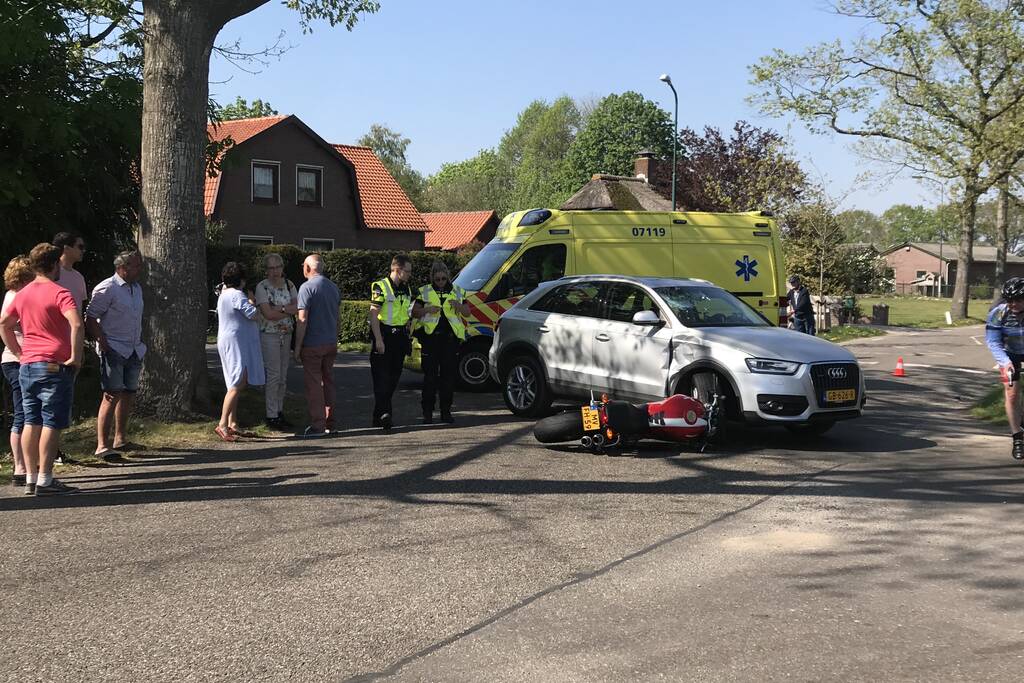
[254,278,298,335]
[57,266,87,313]
[5,279,77,364]
[1,290,24,364]
[986,303,1024,366]
[297,275,341,347]
[86,273,146,359]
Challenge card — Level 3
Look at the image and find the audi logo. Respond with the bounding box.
[828,367,848,380]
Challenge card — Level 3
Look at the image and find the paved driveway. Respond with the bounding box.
[2,326,1022,681]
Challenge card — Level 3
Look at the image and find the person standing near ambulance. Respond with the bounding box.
[369,254,414,432]
[413,260,469,424]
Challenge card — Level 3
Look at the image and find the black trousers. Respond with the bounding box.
[421,332,459,414]
[371,326,408,420]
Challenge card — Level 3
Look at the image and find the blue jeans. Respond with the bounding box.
[19,362,75,430]
[2,361,24,433]
[100,351,143,393]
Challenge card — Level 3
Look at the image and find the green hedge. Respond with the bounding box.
[339,300,370,345]
[206,244,469,305]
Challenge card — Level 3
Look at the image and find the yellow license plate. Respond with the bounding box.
[826,389,856,403]
[581,406,601,431]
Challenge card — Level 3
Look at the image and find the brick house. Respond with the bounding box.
[205,115,427,251]
[880,241,1024,294]
[420,211,500,251]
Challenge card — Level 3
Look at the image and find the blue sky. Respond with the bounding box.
[209,0,936,214]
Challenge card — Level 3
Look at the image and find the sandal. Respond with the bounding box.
[215,425,239,442]
[228,426,258,438]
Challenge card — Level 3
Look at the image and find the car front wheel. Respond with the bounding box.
[502,355,553,417]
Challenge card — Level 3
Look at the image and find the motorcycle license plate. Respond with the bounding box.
[826,389,856,403]
[581,406,601,431]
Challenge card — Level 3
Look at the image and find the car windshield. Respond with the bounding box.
[453,241,518,291]
[655,285,770,328]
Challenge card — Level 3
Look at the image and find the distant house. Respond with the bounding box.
[205,114,427,251]
[421,211,500,251]
[880,241,1024,294]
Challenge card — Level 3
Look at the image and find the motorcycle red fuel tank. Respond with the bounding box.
[646,394,708,440]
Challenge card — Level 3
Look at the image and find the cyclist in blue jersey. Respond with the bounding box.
[986,277,1024,460]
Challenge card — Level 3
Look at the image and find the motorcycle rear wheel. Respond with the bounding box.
[534,410,587,444]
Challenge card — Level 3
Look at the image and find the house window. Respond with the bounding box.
[303,238,335,253]
[252,161,280,203]
[239,235,273,247]
[296,166,323,206]
[916,270,928,279]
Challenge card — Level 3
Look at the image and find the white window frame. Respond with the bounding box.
[295,164,324,207]
[251,159,281,204]
[302,238,335,252]
[238,234,274,246]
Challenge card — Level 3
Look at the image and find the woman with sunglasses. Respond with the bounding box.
[413,260,469,424]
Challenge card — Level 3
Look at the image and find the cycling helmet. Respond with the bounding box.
[1003,277,1024,301]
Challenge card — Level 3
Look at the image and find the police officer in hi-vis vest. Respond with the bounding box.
[369,254,414,431]
[413,260,470,424]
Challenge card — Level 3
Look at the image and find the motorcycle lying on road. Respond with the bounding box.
[533,392,723,454]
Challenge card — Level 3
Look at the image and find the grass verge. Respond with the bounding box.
[971,385,1005,424]
[819,325,887,344]
[858,296,988,328]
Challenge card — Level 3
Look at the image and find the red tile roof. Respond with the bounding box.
[421,211,498,250]
[205,116,289,216]
[332,144,428,232]
[202,115,428,234]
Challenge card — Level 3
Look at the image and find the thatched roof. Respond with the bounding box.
[560,174,672,211]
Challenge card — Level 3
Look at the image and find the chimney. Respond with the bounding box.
[634,150,657,183]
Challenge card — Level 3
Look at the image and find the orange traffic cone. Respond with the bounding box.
[893,357,906,377]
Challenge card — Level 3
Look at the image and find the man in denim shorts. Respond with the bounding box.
[0,243,83,495]
[85,250,145,457]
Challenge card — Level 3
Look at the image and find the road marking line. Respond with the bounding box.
[902,363,987,375]
[970,336,983,346]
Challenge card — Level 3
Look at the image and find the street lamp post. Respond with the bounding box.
[659,73,678,211]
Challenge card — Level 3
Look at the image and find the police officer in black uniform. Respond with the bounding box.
[413,260,470,424]
[369,254,414,431]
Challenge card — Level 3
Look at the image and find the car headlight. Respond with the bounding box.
[745,358,801,375]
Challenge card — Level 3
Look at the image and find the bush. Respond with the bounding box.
[339,300,370,345]
[206,245,471,304]
[970,284,994,300]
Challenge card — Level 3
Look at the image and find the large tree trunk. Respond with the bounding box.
[136,2,219,418]
[951,187,980,320]
[993,177,1010,304]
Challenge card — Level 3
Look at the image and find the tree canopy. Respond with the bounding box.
[357,124,428,210]
[214,96,278,120]
[749,0,1024,317]
[0,0,142,279]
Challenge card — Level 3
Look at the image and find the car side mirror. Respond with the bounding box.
[632,310,662,326]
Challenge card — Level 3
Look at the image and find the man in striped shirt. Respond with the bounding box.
[985,276,1024,460]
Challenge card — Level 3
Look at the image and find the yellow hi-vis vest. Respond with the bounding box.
[372,277,412,326]
[418,283,467,340]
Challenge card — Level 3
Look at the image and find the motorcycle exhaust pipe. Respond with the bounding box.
[593,434,605,447]
[581,436,593,449]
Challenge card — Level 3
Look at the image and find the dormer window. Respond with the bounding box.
[297,165,323,206]
[252,161,280,204]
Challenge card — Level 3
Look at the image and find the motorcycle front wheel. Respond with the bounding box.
[534,410,587,444]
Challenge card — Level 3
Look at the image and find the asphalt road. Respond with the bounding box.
[1,325,1022,682]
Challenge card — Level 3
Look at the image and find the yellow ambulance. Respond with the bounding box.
[452,208,788,388]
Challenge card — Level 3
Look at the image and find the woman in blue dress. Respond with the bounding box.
[215,261,265,441]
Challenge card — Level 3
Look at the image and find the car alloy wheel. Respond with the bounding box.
[506,364,537,411]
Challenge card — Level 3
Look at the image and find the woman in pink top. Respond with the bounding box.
[1,256,35,489]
